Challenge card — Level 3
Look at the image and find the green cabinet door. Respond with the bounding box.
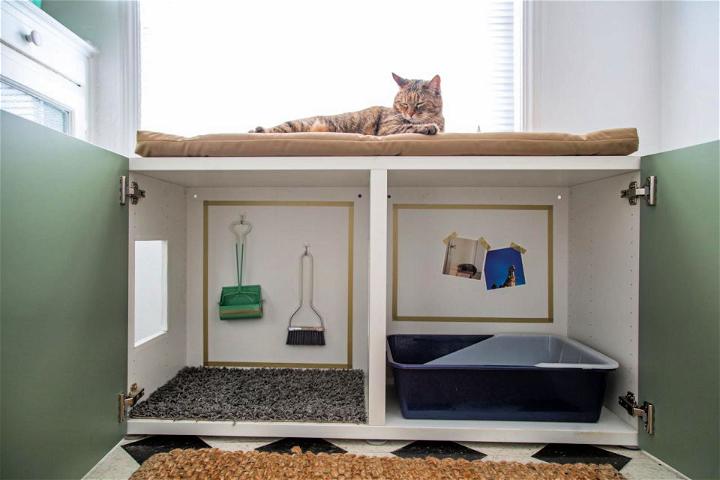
[1,112,129,479]
[639,141,719,479]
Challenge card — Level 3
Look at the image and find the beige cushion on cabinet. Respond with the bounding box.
[135,128,639,157]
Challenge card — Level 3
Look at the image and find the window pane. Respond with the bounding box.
[140,0,520,134]
[134,240,168,346]
[0,80,69,134]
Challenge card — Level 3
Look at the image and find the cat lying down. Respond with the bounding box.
[251,73,444,136]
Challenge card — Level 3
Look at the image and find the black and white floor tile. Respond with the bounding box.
[85,436,687,480]
[121,435,211,464]
[256,437,347,454]
[532,443,632,471]
[391,440,487,461]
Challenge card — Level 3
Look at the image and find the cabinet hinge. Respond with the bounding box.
[621,176,656,206]
[120,176,145,206]
[619,391,655,435]
[118,383,144,423]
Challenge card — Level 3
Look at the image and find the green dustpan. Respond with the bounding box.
[219,285,262,319]
[219,215,263,320]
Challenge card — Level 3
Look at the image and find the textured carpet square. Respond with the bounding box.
[129,367,366,423]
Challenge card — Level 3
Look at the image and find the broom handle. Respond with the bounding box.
[288,246,324,328]
[305,248,325,327]
[306,251,322,320]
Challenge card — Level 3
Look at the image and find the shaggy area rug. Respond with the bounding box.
[129,367,367,423]
[130,448,626,480]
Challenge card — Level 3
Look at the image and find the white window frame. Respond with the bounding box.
[0,47,87,137]
[520,0,535,132]
[120,0,141,156]
[1,74,72,134]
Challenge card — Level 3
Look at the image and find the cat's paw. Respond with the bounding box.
[250,126,266,133]
[420,123,439,135]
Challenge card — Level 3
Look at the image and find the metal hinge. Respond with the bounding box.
[619,391,655,435]
[120,176,145,206]
[118,383,144,423]
[621,176,656,206]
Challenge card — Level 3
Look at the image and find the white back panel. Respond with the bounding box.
[206,203,351,365]
[568,172,640,427]
[395,206,551,319]
[387,187,568,336]
[186,187,369,371]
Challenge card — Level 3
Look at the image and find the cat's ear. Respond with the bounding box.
[428,74,441,94]
[392,72,409,88]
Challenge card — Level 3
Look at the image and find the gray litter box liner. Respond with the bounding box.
[425,334,619,369]
[129,367,367,423]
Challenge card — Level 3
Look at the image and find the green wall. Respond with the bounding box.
[42,0,126,49]
[0,113,128,479]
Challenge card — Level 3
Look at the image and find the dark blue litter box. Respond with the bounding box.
[387,334,618,422]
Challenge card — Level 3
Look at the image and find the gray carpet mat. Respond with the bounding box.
[130,367,367,423]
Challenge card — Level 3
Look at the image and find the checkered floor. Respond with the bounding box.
[84,436,687,480]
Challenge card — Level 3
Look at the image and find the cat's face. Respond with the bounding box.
[392,73,443,124]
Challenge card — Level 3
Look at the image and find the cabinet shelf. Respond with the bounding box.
[126,399,637,446]
[129,156,640,188]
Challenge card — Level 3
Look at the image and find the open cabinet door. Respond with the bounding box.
[1,113,129,479]
[638,141,719,479]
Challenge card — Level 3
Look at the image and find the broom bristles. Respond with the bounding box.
[286,329,325,346]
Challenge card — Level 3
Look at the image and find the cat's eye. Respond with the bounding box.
[400,103,408,108]
[417,103,425,108]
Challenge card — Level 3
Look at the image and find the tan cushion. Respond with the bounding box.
[135,128,639,157]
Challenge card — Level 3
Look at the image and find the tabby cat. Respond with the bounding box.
[251,73,444,136]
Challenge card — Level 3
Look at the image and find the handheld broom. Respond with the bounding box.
[286,244,325,346]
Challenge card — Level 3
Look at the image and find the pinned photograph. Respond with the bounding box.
[441,235,489,281]
[484,246,526,290]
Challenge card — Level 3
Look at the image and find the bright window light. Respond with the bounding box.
[140,0,522,134]
[134,240,168,347]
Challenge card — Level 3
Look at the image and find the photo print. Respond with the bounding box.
[441,235,489,281]
[484,246,526,290]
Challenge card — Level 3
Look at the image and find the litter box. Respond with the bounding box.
[387,334,618,422]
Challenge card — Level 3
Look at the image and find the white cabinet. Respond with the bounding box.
[0,1,94,137]
[124,155,642,446]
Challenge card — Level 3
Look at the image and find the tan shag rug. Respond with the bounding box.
[130,447,625,480]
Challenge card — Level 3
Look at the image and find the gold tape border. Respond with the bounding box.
[204,200,354,368]
[392,203,554,323]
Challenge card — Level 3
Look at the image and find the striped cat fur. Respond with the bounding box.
[252,73,444,136]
